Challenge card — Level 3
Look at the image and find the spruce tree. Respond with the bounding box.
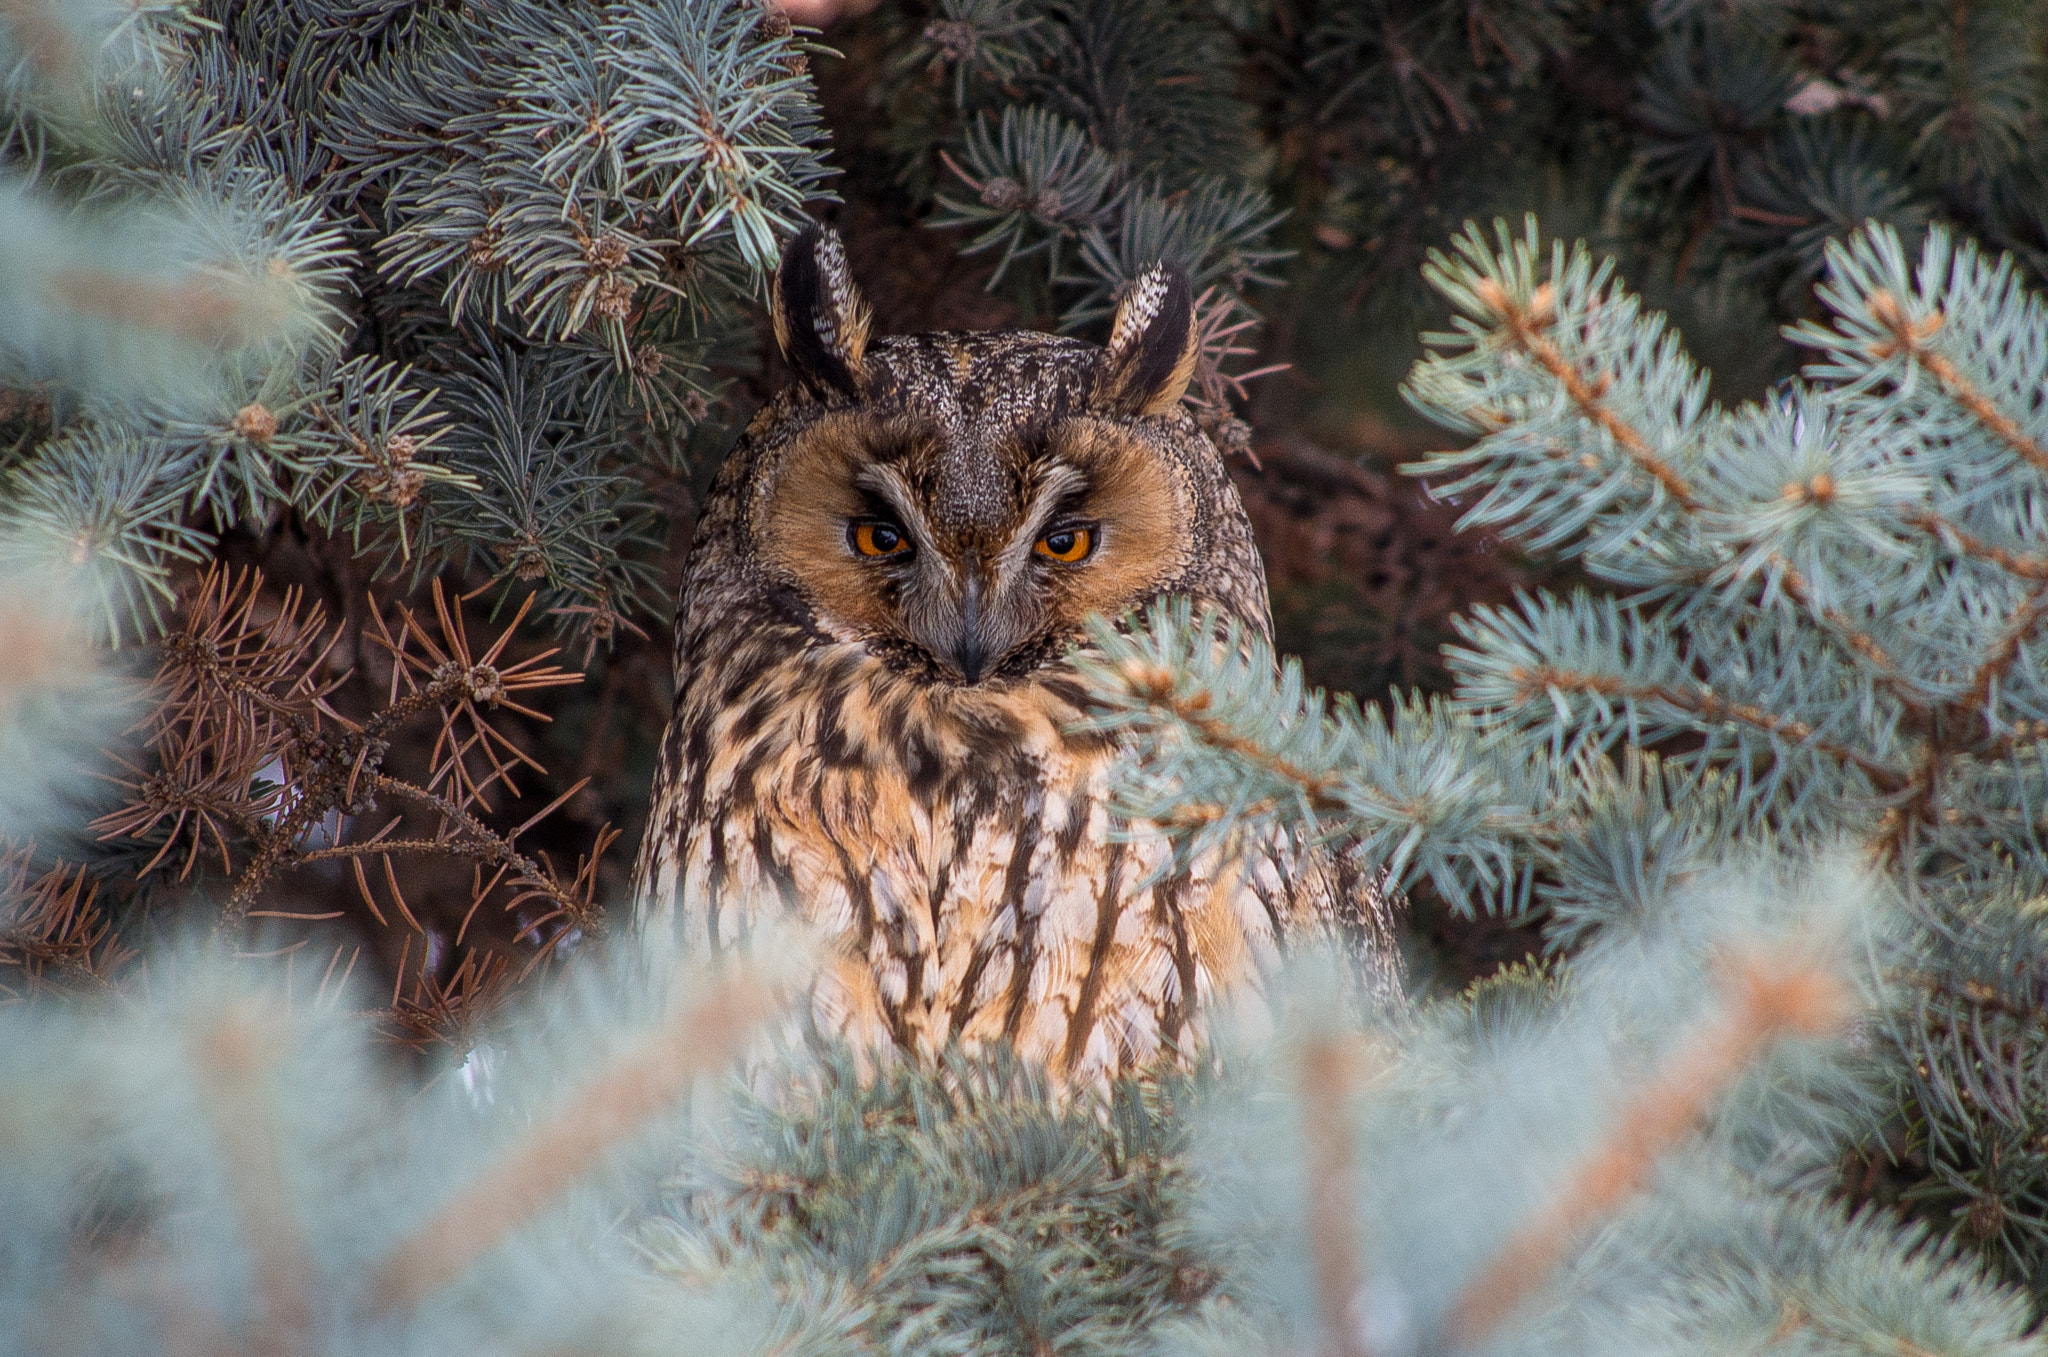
[857,0,2048,401]
[8,0,2048,1351]
[0,0,829,1032]
[1083,216,2048,1303]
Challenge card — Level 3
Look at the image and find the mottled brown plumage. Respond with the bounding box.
[633,225,1389,1080]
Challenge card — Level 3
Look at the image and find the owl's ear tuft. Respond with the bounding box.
[1092,262,1197,418]
[774,223,872,399]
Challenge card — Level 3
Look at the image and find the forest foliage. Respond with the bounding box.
[5,0,2048,1354]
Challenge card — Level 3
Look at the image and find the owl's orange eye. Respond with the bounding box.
[1034,526,1094,563]
[852,522,911,557]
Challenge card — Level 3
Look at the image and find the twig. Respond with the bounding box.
[1911,510,2048,582]
[1508,664,1909,792]
[1866,292,2048,475]
[1299,1034,1376,1357]
[1447,951,1849,1344]
[1959,583,2048,715]
[1114,660,1357,814]
[189,1000,316,1357]
[373,964,780,1309]
[1471,278,1699,510]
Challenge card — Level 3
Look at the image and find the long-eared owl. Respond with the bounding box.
[633,225,1391,1081]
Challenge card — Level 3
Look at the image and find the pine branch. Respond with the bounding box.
[1792,227,2048,478]
[188,999,319,1356]
[1401,218,1715,573]
[96,567,604,1032]
[0,854,133,1000]
[1401,215,2048,1293]
[375,960,783,1310]
[1297,1033,1373,1357]
[0,933,797,1355]
[1470,274,1700,510]
[1448,947,1849,1342]
[1866,291,2048,473]
[1077,598,1542,911]
[931,106,1119,285]
[1499,656,1908,791]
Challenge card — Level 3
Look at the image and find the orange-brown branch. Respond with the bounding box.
[1509,665,1907,791]
[1867,291,2048,474]
[190,1001,316,1357]
[0,0,76,76]
[1299,1034,1377,1357]
[1958,583,2048,716]
[1448,953,1850,1344]
[1767,556,1899,674]
[1116,660,1360,814]
[1472,278,1699,511]
[1911,510,2048,581]
[373,965,779,1310]
[47,267,270,348]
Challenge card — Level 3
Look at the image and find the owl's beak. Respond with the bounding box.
[953,576,988,683]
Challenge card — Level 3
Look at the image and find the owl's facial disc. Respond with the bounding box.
[759,412,1190,684]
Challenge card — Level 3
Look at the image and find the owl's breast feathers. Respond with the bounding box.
[634,601,1349,1082]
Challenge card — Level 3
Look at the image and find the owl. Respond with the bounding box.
[633,225,1392,1081]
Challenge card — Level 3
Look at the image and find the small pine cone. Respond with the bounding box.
[360,434,424,507]
[594,275,637,321]
[585,233,633,269]
[1030,186,1066,221]
[1968,1192,2006,1242]
[494,534,549,583]
[1167,1263,1214,1304]
[586,586,619,641]
[923,20,977,62]
[462,662,506,705]
[467,227,503,270]
[979,177,1027,212]
[366,466,424,509]
[232,402,279,444]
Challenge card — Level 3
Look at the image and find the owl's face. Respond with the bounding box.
[737,227,1249,687]
[752,364,1194,685]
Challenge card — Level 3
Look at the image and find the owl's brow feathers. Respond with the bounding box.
[850,457,1086,571]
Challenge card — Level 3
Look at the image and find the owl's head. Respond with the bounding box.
[730,224,1265,687]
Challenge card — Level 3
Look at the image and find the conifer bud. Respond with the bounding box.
[496,533,549,582]
[1969,1192,2006,1242]
[586,234,632,270]
[923,20,977,62]
[467,227,503,270]
[980,177,1026,212]
[362,434,424,508]
[232,402,278,444]
[595,276,637,321]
